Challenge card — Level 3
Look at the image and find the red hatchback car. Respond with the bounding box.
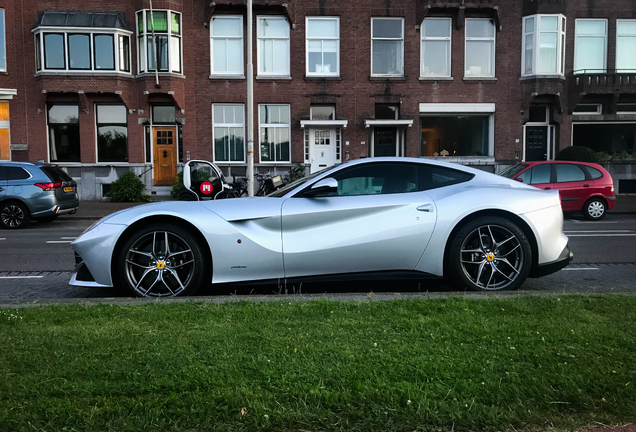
[500,161,615,220]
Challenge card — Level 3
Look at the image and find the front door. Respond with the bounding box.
[0,102,10,161]
[374,127,397,156]
[525,125,548,161]
[310,129,335,173]
[153,126,177,186]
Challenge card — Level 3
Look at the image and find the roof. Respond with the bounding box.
[33,11,132,30]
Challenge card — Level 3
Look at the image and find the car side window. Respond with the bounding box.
[555,164,585,183]
[517,168,531,184]
[581,165,603,180]
[4,166,31,181]
[529,164,551,185]
[0,166,5,181]
[417,165,474,191]
[332,163,418,196]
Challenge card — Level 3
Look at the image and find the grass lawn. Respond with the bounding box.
[1,295,635,432]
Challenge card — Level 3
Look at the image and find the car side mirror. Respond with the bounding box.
[515,177,524,182]
[305,177,338,197]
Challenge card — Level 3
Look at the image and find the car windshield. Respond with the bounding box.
[499,164,528,179]
[267,165,338,197]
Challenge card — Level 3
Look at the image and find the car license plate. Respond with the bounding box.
[64,187,73,192]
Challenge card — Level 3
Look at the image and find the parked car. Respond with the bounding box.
[70,157,572,297]
[499,161,615,220]
[0,161,79,229]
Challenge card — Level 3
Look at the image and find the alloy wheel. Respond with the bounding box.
[1,205,25,228]
[459,224,525,291]
[124,231,196,297]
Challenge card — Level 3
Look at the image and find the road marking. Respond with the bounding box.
[46,241,74,244]
[570,220,618,224]
[566,234,636,237]
[61,237,77,240]
[565,230,634,233]
[0,276,44,279]
[0,238,5,241]
[561,268,599,271]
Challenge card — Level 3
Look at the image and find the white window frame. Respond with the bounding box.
[0,9,6,72]
[305,16,340,77]
[212,104,246,164]
[371,17,405,77]
[420,17,452,78]
[210,15,244,77]
[258,104,291,163]
[257,16,290,77]
[574,19,607,74]
[33,28,132,75]
[94,104,129,164]
[616,20,636,73]
[136,10,182,75]
[617,103,636,114]
[464,18,496,78]
[522,14,566,77]
[572,103,602,115]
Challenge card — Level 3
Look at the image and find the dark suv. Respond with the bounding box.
[0,161,79,229]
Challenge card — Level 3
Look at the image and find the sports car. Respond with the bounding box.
[70,157,572,297]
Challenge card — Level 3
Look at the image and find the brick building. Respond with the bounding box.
[0,0,634,199]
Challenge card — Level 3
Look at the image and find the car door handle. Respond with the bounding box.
[417,204,434,212]
[544,187,551,190]
[583,184,590,187]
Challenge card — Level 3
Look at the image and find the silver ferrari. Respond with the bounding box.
[70,157,572,297]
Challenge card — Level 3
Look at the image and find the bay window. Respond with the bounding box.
[136,10,182,74]
[522,14,566,77]
[574,19,607,73]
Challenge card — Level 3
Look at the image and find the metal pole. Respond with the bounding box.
[246,0,254,196]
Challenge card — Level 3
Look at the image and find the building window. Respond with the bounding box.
[420,116,492,157]
[574,19,607,73]
[48,105,80,163]
[617,20,636,72]
[152,106,176,124]
[96,105,128,162]
[573,123,636,154]
[376,104,399,120]
[522,15,566,76]
[213,104,245,162]
[310,105,335,120]
[136,10,182,74]
[465,19,495,78]
[420,18,451,77]
[0,9,5,71]
[306,17,339,76]
[259,104,290,163]
[371,18,404,76]
[210,16,244,76]
[572,104,602,115]
[257,17,289,77]
[36,30,130,74]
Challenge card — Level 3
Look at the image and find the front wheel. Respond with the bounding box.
[116,223,209,297]
[447,217,532,291]
[582,198,606,220]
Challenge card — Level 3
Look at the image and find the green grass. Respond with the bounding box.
[1,295,635,432]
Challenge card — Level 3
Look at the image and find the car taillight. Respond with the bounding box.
[611,184,615,194]
[35,182,62,191]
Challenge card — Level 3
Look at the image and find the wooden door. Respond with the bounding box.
[0,102,9,160]
[152,126,177,186]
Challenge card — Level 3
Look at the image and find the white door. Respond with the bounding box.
[310,129,335,173]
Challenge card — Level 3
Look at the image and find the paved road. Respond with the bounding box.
[1,214,635,303]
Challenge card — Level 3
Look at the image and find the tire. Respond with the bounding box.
[37,215,58,223]
[582,198,607,221]
[447,216,532,291]
[115,223,209,297]
[179,190,197,201]
[0,201,31,229]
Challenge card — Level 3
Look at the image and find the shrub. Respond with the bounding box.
[284,163,307,184]
[556,146,599,163]
[171,170,184,199]
[106,172,150,202]
[596,151,611,162]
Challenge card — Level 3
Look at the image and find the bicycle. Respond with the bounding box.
[214,173,284,199]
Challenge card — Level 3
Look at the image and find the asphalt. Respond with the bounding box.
[58,195,636,221]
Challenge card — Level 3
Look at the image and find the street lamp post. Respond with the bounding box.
[246,0,255,196]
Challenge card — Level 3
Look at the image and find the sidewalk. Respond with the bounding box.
[59,194,636,221]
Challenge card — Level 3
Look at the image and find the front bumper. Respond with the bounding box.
[69,260,111,288]
[531,245,574,278]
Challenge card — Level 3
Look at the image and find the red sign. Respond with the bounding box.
[200,182,213,194]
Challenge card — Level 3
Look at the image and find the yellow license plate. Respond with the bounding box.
[64,187,73,192]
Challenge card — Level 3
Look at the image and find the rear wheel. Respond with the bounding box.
[447,216,532,291]
[116,223,209,297]
[582,198,606,220]
[0,201,31,229]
